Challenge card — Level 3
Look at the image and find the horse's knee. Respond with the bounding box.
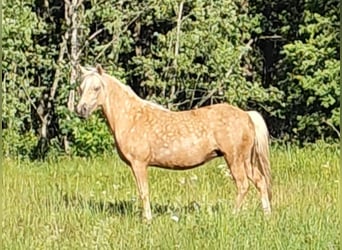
[237,179,249,194]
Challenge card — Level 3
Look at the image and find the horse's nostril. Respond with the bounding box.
[76,104,87,116]
[81,105,87,114]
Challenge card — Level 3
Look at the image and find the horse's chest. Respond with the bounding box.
[114,129,151,163]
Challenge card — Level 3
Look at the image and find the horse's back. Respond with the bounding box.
[142,102,253,142]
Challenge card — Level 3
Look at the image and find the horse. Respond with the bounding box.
[76,64,272,221]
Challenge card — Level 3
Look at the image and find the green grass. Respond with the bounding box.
[3,143,339,249]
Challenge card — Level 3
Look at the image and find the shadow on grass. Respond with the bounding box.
[62,193,202,217]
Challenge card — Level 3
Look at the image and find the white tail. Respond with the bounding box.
[247,111,272,201]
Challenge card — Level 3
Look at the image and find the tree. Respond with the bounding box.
[278,9,339,141]
[2,0,339,158]
[249,0,339,142]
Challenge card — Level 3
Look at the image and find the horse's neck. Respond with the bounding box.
[101,75,140,132]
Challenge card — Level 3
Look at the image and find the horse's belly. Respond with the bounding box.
[150,138,218,169]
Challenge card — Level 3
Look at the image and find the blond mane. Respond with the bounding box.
[84,67,169,111]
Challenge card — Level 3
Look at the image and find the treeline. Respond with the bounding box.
[2,0,339,158]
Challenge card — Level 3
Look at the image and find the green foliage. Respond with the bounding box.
[2,129,37,158]
[247,0,339,142]
[62,113,115,157]
[3,1,40,153]
[120,0,266,109]
[2,0,340,158]
[274,10,339,141]
[3,0,60,157]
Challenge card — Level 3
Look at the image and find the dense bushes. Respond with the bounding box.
[2,0,339,158]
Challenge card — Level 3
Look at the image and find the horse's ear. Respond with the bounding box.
[96,64,104,75]
[78,65,88,75]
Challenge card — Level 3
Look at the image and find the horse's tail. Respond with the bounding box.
[247,111,272,201]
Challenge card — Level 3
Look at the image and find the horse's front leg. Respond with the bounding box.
[130,161,152,221]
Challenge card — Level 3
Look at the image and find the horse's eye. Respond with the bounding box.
[94,86,101,91]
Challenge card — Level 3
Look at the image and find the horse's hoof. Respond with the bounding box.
[143,216,153,224]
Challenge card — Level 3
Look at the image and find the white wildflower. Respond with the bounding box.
[171,214,180,222]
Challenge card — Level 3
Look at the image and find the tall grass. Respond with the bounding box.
[3,143,339,249]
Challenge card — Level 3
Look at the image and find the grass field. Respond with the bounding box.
[2,143,339,249]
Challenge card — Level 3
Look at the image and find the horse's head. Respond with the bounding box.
[76,64,106,118]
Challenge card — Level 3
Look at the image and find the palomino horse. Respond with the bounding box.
[76,64,272,221]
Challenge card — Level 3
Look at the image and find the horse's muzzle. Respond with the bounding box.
[76,104,89,118]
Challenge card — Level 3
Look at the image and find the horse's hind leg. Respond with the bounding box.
[245,162,271,214]
[224,156,249,213]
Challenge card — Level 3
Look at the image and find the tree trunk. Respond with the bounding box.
[64,0,83,153]
[66,0,82,112]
